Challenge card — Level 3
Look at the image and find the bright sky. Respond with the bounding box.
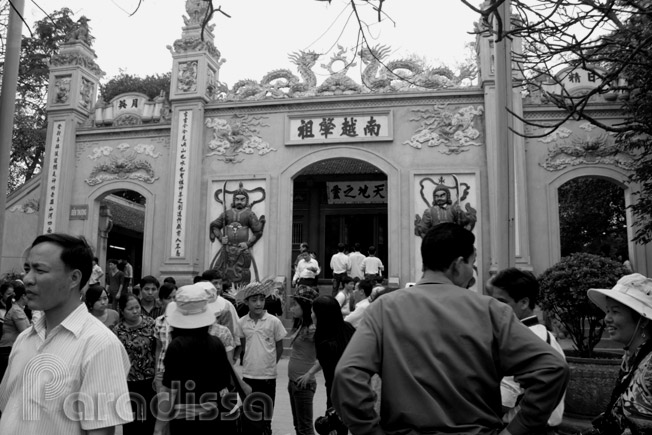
[23,0,480,86]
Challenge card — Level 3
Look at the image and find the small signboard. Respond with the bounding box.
[69,205,89,220]
[286,111,393,145]
[326,181,388,204]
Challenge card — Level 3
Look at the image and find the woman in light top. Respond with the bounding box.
[85,284,119,329]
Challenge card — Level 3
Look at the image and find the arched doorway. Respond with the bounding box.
[558,176,628,260]
[291,158,388,283]
[89,185,151,288]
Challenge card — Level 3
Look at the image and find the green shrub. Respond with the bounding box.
[538,252,629,357]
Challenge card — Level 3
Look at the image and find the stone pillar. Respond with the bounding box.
[40,35,103,236]
[478,11,532,274]
[159,0,225,283]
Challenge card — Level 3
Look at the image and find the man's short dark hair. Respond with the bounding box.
[140,275,160,289]
[193,275,203,283]
[201,269,222,282]
[31,233,93,290]
[489,268,538,309]
[358,279,373,297]
[158,282,177,300]
[337,243,345,252]
[163,276,176,285]
[93,257,99,263]
[353,243,361,252]
[421,223,475,272]
[368,246,376,255]
[108,258,119,266]
[342,275,352,285]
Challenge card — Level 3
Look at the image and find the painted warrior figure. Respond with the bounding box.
[209,184,265,285]
[415,185,476,237]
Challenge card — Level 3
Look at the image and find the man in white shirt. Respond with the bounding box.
[361,245,384,280]
[348,243,366,280]
[486,267,566,432]
[0,233,132,435]
[330,242,350,296]
[345,278,373,328]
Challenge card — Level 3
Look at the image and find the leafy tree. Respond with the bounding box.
[558,177,627,258]
[99,72,171,102]
[8,7,77,192]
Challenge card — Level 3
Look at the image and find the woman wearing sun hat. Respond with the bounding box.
[586,273,652,434]
[153,283,249,435]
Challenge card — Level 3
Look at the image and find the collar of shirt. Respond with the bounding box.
[245,311,269,323]
[414,270,455,286]
[521,315,539,327]
[30,303,88,340]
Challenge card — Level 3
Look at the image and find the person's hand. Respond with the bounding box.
[238,242,248,250]
[296,372,312,388]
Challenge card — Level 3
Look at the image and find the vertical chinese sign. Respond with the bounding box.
[43,121,65,234]
[171,110,192,258]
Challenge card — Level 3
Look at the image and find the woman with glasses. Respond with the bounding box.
[85,284,119,329]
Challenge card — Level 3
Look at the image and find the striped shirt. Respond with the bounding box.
[0,303,133,434]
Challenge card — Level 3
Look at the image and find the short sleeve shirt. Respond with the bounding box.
[0,304,132,434]
[113,315,156,381]
[238,312,286,379]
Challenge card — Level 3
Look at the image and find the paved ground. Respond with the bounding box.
[235,356,329,435]
[116,356,326,435]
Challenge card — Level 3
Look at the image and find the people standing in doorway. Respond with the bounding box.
[293,251,321,288]
[348,243,366,281]
[236,280,287,435]
[294,242,311,271]
[330,243,351,296]
[361,245,384,280]
[139,275,164,319]
[89,256,104,286]
[107,258,125,310]
[122,258,134,292]
[486,268,566,431]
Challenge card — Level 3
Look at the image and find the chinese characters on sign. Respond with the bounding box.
[288,112,391,145]
[112,95,146,116]
[44,121,65,234]
[69,205,89,220]
[326,181,387,204]
[558,66,609,92]
[171,110,192,258]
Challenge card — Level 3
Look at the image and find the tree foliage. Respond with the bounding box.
[539,252,628,357]
[99,72,171,103]
[558,177,627,258]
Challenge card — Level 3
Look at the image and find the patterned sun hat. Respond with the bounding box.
[235,279,276,302]
[291,286,320,303]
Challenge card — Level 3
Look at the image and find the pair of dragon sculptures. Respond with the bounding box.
[211,45,463,101]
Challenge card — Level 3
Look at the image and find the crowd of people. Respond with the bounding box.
[0,225,651,434]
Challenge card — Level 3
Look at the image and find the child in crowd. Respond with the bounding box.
[236,280,287,435]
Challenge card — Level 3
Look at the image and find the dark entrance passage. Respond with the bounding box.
[292,158,388,282]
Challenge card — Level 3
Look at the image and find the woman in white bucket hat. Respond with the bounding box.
[585,273,652,434]
[153,284,249,435]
